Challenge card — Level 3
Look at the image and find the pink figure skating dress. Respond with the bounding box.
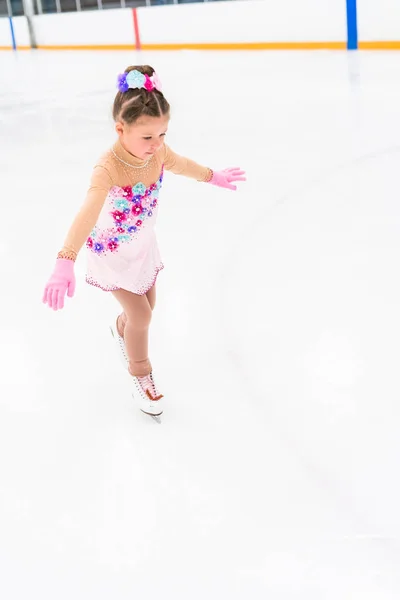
[59,141,211,295]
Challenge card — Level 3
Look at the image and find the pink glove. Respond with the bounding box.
[209,167,246,191]
[43,258,76,311]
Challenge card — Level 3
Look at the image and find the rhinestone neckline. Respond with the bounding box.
[111,148,151,170]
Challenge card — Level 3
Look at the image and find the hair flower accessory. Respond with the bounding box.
[117,69,162,93]
[117,73,129,93]
[144,74,155,91]
[152,73,162,91]
[126,70,146,89]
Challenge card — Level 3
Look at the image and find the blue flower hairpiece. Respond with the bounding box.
[117,69,162,93]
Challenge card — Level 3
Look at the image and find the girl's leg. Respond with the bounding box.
[116,284,156,336]
[112,288,153,377]
[146,284,156,311]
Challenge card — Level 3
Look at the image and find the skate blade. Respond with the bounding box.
[141,409,162,423]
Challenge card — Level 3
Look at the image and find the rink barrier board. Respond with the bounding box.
[3,1,400,52]
[1,15,30,49]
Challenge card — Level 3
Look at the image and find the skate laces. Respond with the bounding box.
[137,374,163,402]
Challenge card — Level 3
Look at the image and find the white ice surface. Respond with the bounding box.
[1,50,400,599]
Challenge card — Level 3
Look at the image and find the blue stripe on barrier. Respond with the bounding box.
[346,0,358,50]
[9,16,16,50]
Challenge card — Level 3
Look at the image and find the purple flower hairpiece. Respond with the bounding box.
[116,69,162,94]
[117,73,129,93]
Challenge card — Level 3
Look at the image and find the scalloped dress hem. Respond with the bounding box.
[85,263,164,296]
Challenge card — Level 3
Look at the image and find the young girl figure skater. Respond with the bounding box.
[43,65,246,418]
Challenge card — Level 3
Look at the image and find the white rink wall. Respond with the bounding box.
[0,16,30,48]
[137,0,347,46]
[2,0,400,50]
[32,9,134,48]
[357,0,400,43]
[0,17,9,47]
[13,16,31,47]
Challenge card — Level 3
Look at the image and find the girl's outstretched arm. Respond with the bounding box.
[163,144,246,190]
[163,144,213,182]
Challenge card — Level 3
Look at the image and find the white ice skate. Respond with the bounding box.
[110,319,164,420]
[133,373,164,418]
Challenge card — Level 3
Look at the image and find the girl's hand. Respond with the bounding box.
[43,258,76,311]
[209,168,246,191]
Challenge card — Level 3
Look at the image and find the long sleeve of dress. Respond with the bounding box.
[59,165,113,258]
[163,144,212,182]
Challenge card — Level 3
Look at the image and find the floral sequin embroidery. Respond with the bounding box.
[87,168,164,255]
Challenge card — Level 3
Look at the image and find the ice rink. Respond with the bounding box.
[1,49,400,598]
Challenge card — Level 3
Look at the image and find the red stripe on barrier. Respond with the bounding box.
[133,8,141,51]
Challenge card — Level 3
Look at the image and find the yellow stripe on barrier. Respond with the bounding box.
[32,41,347,51]
[0,45,30,50]
[141,42,347,50]
[6,41,400,52]
[359,41,400,49]
[36,44,136,50]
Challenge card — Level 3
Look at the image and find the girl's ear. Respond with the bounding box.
[115,121,124,136]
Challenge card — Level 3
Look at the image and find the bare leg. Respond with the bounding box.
[112,288,153,377]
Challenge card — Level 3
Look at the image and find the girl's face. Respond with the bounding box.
[115,115,170,160]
